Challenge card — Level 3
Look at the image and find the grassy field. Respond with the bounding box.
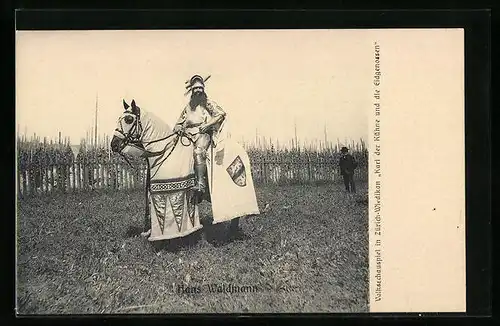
[16,182,369,314]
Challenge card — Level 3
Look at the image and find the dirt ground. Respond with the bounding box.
[16,182,369,314]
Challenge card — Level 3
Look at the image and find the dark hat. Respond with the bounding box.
[341,146,349,153]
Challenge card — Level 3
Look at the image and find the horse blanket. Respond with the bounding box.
[144,135,202,241]
[122,113,259,241]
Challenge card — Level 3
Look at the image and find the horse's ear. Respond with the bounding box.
[123,99,130,111]
[130,99,139,114]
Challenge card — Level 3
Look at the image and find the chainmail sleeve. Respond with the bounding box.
[205,100,226,120]
[204,100,226,147]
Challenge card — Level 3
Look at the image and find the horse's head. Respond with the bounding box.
[110,99,144,154]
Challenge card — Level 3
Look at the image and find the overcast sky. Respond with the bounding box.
[16,29,371,147]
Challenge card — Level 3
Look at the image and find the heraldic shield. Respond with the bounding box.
[226,156,247,187]
[207,138,260,224]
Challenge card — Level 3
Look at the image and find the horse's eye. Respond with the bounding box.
[124,115,134,124]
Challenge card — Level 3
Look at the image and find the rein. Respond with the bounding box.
[118,151,135,169]
[115,111,180,159]
[115,111,194,177]
[148,132,198,179]
[115,110,213,182]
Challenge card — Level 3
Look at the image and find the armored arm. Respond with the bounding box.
[201,100,226,132]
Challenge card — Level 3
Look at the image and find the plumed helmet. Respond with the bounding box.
[184,74,211,95]
[189,75,205,88]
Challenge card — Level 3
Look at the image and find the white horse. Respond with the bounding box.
[111,99,260,242]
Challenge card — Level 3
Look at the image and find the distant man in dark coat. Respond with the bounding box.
[339,146,357,193]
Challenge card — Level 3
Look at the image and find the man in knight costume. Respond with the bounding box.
[173,75,226,200]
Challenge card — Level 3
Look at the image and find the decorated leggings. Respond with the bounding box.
[193,133,211,164]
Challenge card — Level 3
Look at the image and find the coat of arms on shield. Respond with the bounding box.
[226,156,247,187]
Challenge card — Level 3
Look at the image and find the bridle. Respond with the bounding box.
[113,111,145,168]
[114,110,183,172]
[114,105,217,193]
[115,111,144,148]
